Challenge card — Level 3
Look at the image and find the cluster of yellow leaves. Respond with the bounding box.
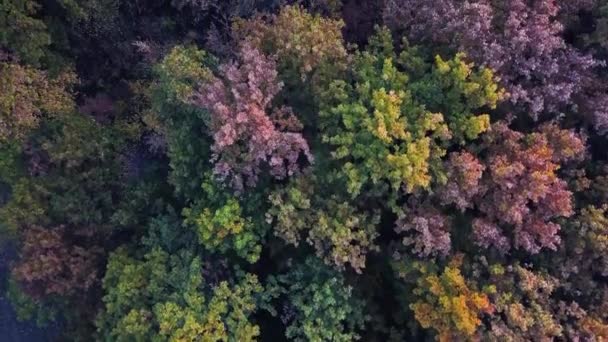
[385,110,448,193]
[182,173,264,263]
[184,197,261,263]
[369,89,408,143]
[319,27,505,199]
[411,53,502,143]
[153,274,262,342]
[411,260,492,341]
[321,55,450,197]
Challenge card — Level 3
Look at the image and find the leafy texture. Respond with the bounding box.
[439,122,585,254]
[0,0,50,65]
[469,261,606,341]
[183,173,266,263]
[152,45,214,200]
[384,0,607,131]
[410,258,493,341]
[0,62,75,142]
[12,226,101,299]
[0,113,129,234]
[3,2,608,340]
[268,257,367,341]
[191,43,312,192]
[266,174,379,272]
[438,151,485,212]
[96,247,263,341]
[395,206,451,258]
[234,5,347,92]
[319,28,501,198]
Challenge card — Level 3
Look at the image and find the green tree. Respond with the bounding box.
[267,257,368,341]
[0,113,128,234]
[318,27,502,198]
[152,45,214,201]
[183,173,268,263]
[0,0,50,65]
[96,247,264,341]
[267,173,379,272]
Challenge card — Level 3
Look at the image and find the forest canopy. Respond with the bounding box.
[1,0,608,340]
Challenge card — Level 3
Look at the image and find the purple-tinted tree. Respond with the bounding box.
[384,0,607,131]
[395,205,451,258]
[191,43,312,192]
[439,122,585,254]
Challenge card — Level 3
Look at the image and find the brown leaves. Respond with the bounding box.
[0,62,75,142]
[12,226,102,299]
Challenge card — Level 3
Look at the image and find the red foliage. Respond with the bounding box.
[440,122,585,253]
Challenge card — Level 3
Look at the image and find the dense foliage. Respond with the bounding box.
[2,1,608,340]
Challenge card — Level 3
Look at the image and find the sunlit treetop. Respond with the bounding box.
[318,27,502,198]
[410,257,493,341]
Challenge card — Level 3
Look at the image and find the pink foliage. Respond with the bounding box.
[477,123,583,253]
[192,43,312,191]
[439,122,585,254]
[395,207,451,257]
[384,0,606,128]
[472,218,510,253]
[439,151,485,212]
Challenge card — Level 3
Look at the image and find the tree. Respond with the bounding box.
[183,173,268,263]
[395,205,451,258]
[318,27,501,198]
[471,261,606,341]
[266,173,379,272]
[96,247,264,341]
[0,0,50,65]
[409,257,492,341]
[266,257,368,341]
[437,122,585,254]
[384,0,607,132]
[0,110,138,235]
[12,226,101,299]
[0,62,75,143]
[190,42,312,192]
[152,45,215,200]
[234,5,348,95]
